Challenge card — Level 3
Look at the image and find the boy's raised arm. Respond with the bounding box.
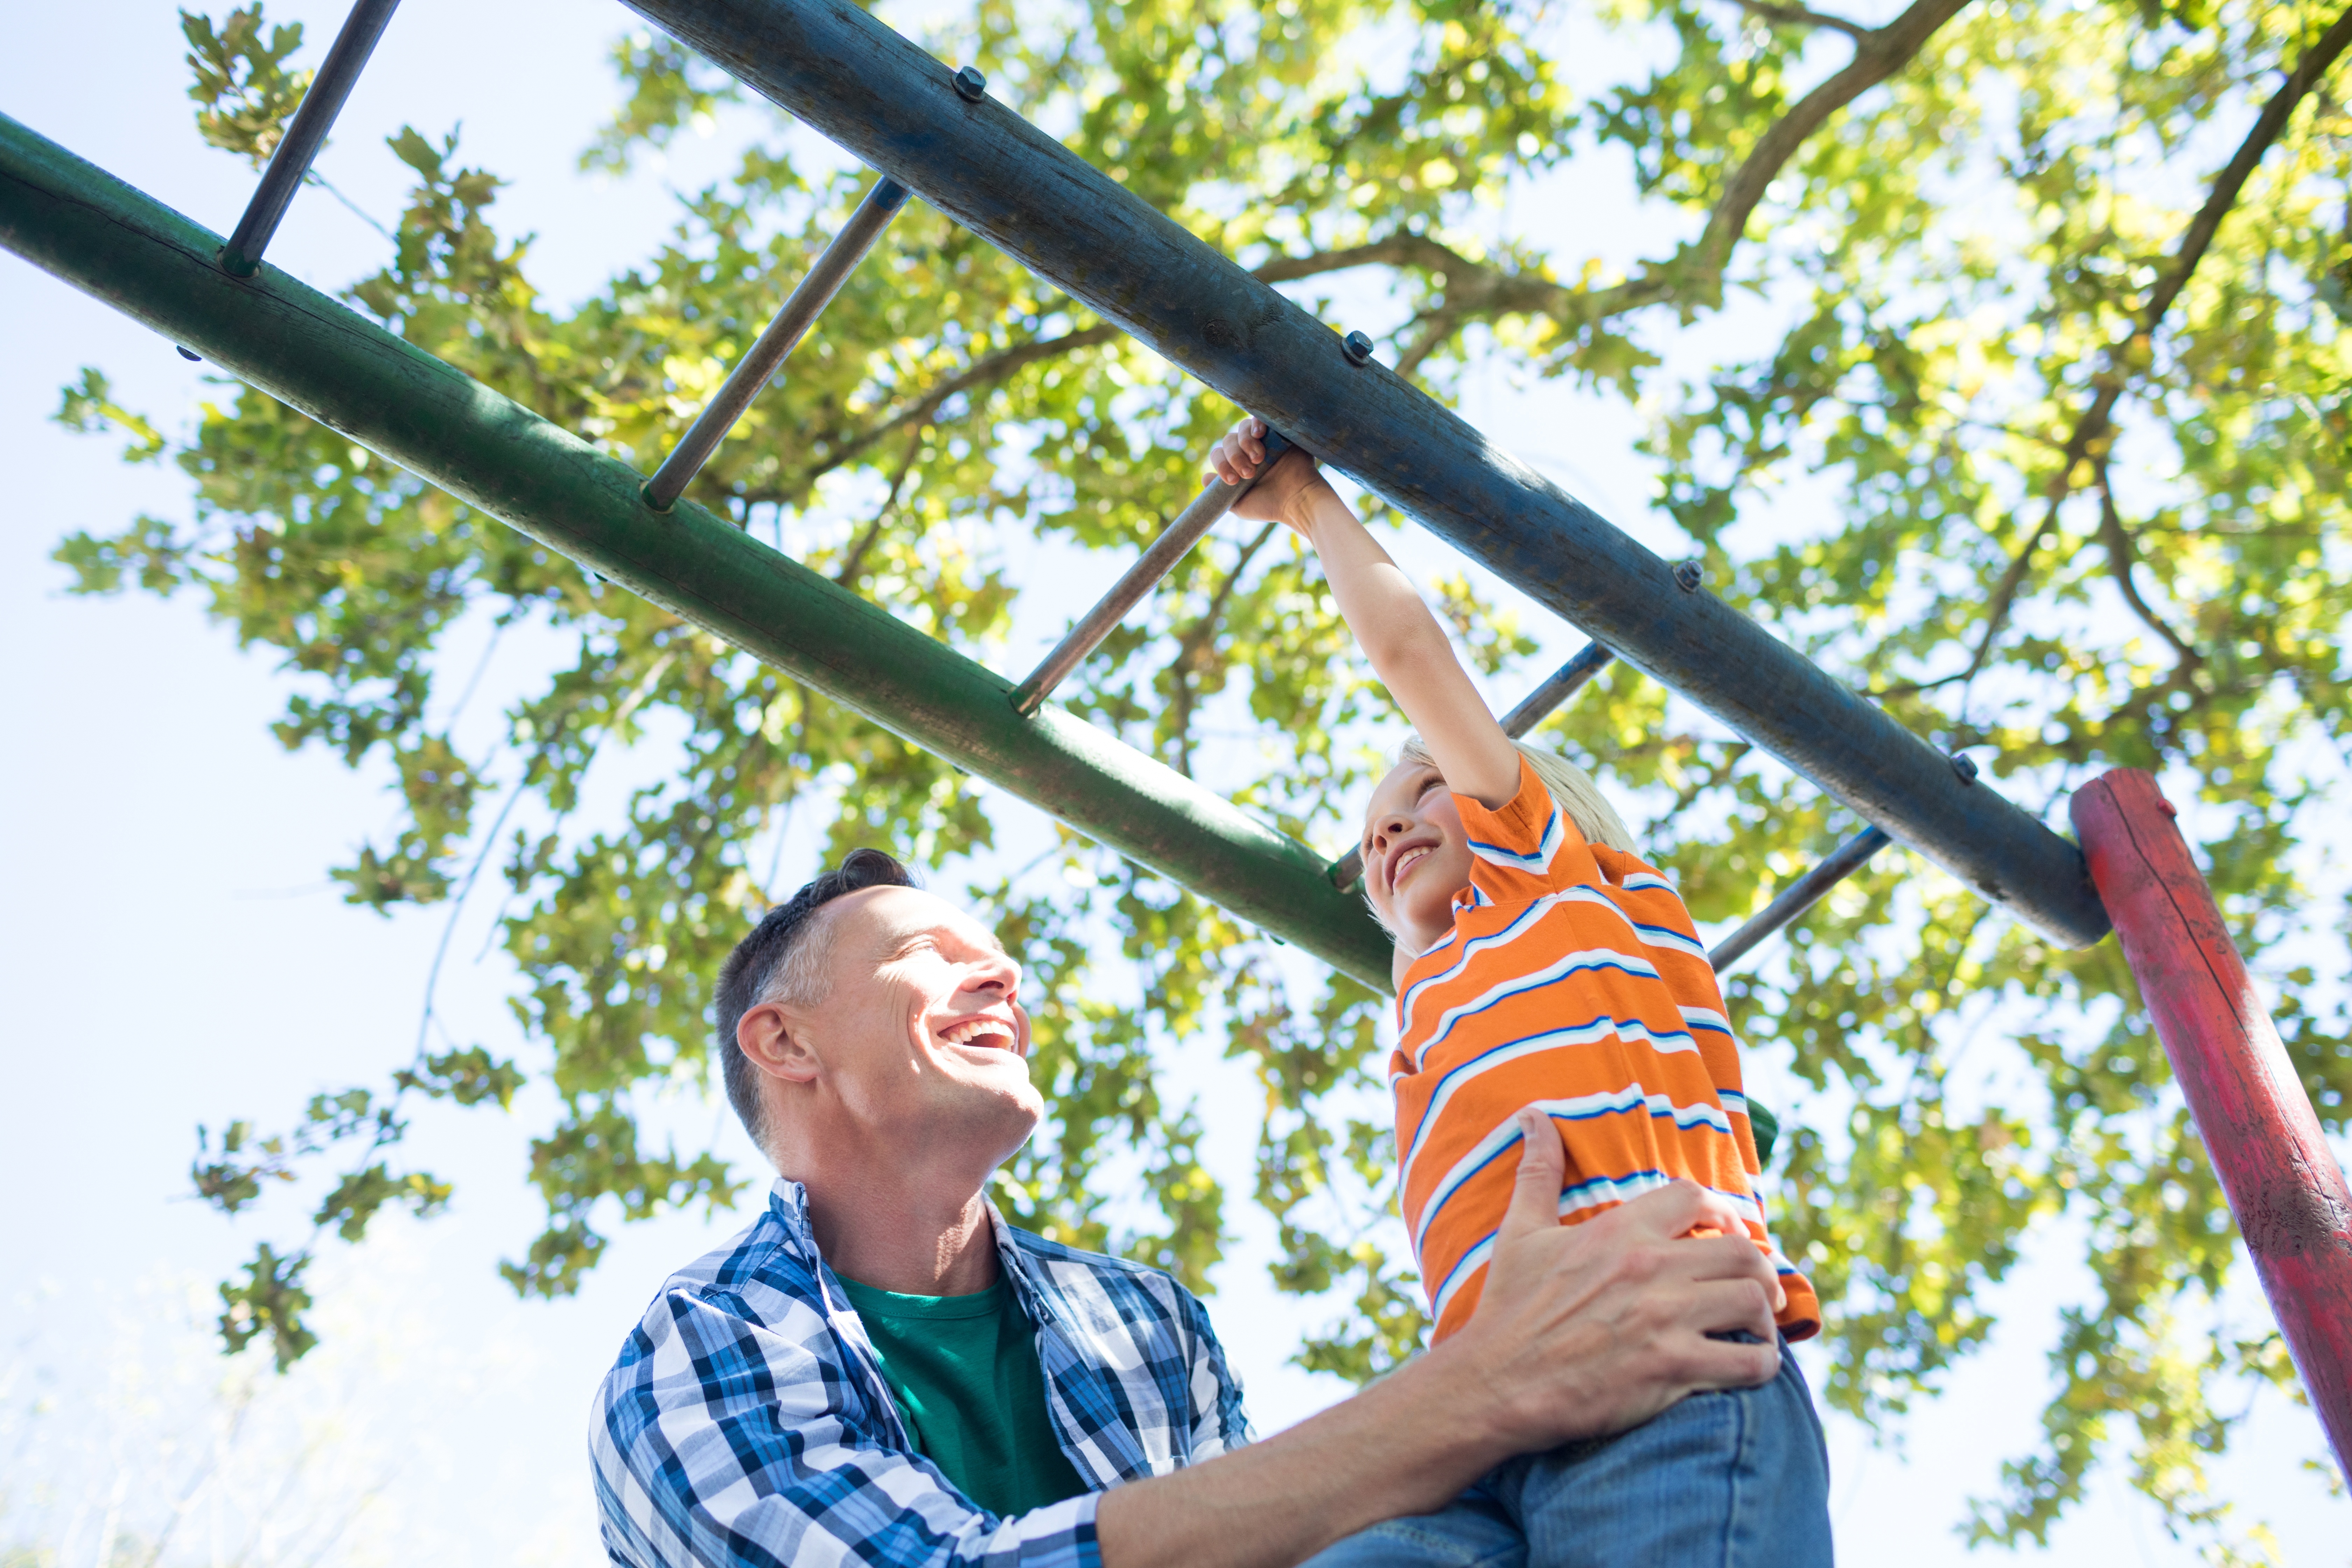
[1208,418,1519,808]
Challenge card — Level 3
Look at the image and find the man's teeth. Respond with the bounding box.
[941,1020,1008,1046]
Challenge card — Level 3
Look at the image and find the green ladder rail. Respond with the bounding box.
[0,112,1392,992]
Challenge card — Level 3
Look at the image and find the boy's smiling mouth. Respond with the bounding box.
[1389,843,1434,888]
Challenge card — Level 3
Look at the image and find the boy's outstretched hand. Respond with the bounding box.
[1207,416,1331,536]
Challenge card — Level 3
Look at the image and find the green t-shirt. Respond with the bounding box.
[836,1272,1091,1518]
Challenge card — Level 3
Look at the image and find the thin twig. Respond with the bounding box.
[441,619,507,733]
[304,169,395,242]
[2094,465,2203,671]
[1863,668,1974,700]
[835,425,925,584]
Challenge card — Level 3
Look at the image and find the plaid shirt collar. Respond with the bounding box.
[593,1178,1251,1568]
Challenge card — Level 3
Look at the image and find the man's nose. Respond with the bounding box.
[967,952,1021,1003]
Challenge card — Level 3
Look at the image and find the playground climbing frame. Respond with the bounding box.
[0,0,2345,1473]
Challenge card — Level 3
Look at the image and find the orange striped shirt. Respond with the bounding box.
[1392,756,1820,1343]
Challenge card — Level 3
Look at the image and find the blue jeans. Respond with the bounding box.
[1301,1339,1832,1568]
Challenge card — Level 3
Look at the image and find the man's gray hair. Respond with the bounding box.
[714,848,918,1151]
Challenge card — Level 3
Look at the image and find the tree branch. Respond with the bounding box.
[777,237,1475,506]
[2094,466,2202,672]
[1723,0,1872,38]
[834,425,924,586]
[1673,0,1975,305]
[1958,3,2352,681]
[810,323,1123,486]
[1246,0,1974,358]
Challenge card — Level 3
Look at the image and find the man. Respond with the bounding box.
[591,849,1786,1568]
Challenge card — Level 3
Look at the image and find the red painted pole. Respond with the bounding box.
[2071,768,2352,1472]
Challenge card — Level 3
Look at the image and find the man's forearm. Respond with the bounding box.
[1093,1336,1512,1568]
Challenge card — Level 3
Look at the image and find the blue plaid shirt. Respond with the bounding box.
[591,1180,1253,1568]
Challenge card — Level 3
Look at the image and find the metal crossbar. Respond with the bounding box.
[644,173,911,511]
[1496,640,1618,740]
[218,0,401,277]
[1708,826,1892,971]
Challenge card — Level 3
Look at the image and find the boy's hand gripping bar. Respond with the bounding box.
[1011,426,1294,716]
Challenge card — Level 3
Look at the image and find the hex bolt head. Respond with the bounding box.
[953,65,988,102]
[1673,560,1703,593]
[1341,329,1375,365]
[1952,753,1980,785]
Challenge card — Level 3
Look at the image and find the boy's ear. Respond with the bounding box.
[738,1002,822,1084]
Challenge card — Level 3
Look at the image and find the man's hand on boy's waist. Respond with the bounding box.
[1436,1107,1784,1458]
[1091,1105,1784,1568]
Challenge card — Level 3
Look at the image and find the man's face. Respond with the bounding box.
[790,885,1042,1167]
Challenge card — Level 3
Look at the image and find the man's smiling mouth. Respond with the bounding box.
[939,1018,1018,1053]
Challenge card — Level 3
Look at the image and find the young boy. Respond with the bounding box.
[1207,418,1833,1566]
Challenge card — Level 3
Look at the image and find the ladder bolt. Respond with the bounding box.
[1341,329,1375,365]
[1673,560,1702,592]
[954,65,988,102]
[1952,753,1980,785]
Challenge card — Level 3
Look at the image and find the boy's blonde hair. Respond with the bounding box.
[1394,733,1637,855]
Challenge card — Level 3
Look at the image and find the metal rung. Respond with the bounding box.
[1708,825,1892,972]
[1497,640,1615,739]
[1327,638,1616,889]
[1010,427,1293,716]
[218,0,402,277]
[643,174,911,512]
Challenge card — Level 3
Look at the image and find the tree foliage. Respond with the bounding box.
[50,0,2352,1552]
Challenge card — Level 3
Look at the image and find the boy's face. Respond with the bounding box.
[1362,759,1473,960]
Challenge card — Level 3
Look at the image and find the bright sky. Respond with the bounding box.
[2,2,2345,1564]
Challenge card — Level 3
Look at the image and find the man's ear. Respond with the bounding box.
[737,1002,821,1085]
